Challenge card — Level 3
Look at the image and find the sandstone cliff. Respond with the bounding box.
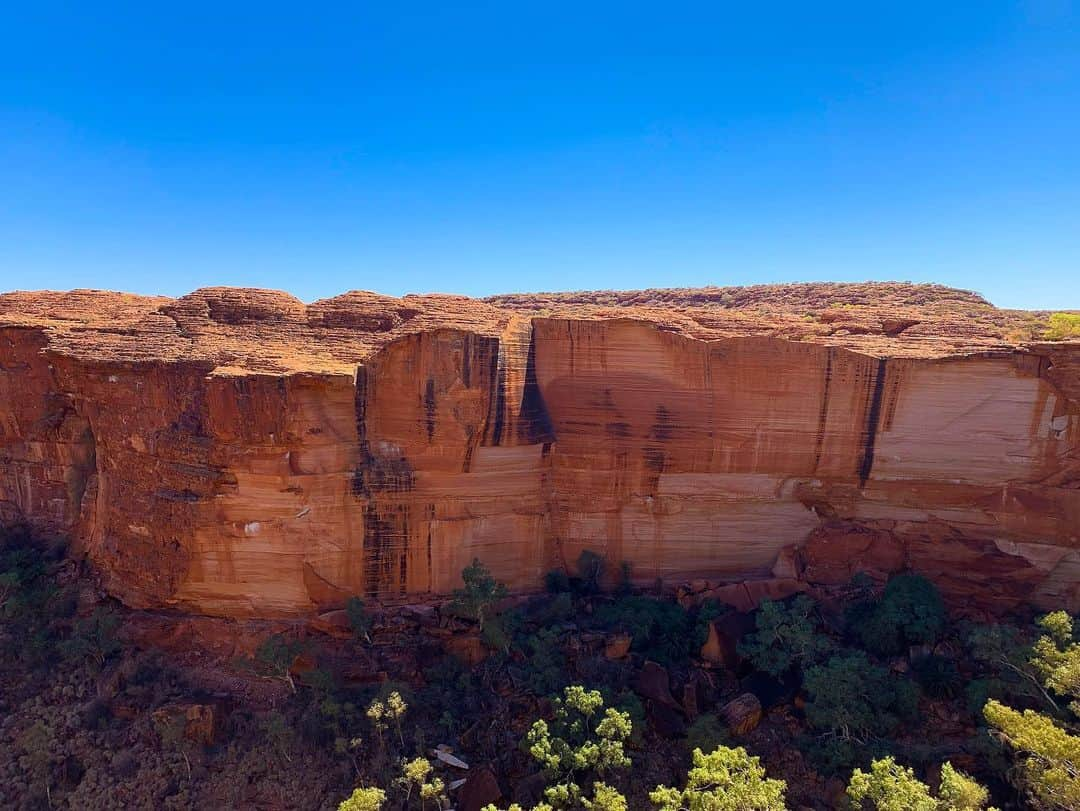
[1,283,1077,616]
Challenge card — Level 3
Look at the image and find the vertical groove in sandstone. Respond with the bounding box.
[858,358,889,486]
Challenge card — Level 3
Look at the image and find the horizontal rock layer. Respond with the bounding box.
[1,283,1078,616]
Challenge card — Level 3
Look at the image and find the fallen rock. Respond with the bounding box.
[457,766,502,811]
[801,525,905,586]
[445,633,487,666]
[699,611,754,668]
[310,609,354,639]
[604,633,632,660]
[151,702,224,746]
[682,681,703,720]
[719,693,762,736]
[634,661,682,711]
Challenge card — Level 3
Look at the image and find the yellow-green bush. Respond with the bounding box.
[1044,312,1080,341]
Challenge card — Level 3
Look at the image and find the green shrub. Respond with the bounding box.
[448,558,508,633]
[692,598,726,652]
[738,595,833,677]
[60,606,121,670]
[517,628,569,696]
[912,654,962,699]
[846,756,995,810]
[545,568,571,594]
[1044,312,1080,341]
[346,596,372,642]
[593,596,693,666]
[650,745,787,810]
[850,574,945,656]
[525,685,632,808]
[685,713,731,755]
[575,550,606,595]
[803,651,921,741]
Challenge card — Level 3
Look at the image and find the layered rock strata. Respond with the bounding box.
[1,283,1077,616]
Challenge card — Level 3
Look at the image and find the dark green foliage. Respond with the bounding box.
[448,558,508,632]
[738,595,833,677]
[593,596,694,666]
[965,677,1008,717]
[534,591,575,624]
[803,651,921,741]
[59,606,121,669]
[849,574,946,656]
[345,596,372,642]
[692,598,727,652]
[912,653,962,699]
[545,568,571,594]
[685,713,731,754]
[481,606,521,653]
[964,622,1051,711]
[575,549,606,595]
[241,633,306,692]
[0,527,71,666]
[516,628,569,696]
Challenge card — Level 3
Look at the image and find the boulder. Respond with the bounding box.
[699,612,755,668]
[719,693,762,736]
[634,661,682,711]
[604,633,632,660]
[445,633,487,666]
[151,701,224,746]
[457,766,503,811]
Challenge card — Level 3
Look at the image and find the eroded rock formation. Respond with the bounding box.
[1,283,1077,616]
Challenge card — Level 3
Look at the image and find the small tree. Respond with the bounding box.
[244,633,306,693]
[154,709,193,776]
[1030,611,1080,714]
[847,757,936,811]
[938,762,995,811]
[449,558,507,633]
[60,606,121,669]
[346,596,373,643]
[575,550,606,595]
[984,700,1080,809]
[803,651,919,742]
[650,745,787,810]
[582,782,627,811]
[526,685,632,808]
[846,756,996,811]
[18,721,53,807]
[967,622,1058,712]
[263,710,295,763]
[851,574,945,656]
[737,595,833,677]
[339,786,387,811]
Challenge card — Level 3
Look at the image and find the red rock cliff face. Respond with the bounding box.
[1,284,1077,616]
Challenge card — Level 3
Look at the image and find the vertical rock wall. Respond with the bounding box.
[2,291,1078,617]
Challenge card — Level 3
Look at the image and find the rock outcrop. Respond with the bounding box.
[1,283,1077,616]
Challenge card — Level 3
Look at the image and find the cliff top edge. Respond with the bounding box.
[0,281,1073,374]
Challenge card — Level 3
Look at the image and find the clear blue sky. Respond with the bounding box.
[2,3,1077,308]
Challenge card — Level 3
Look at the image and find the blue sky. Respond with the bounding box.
[2,3,1078,308]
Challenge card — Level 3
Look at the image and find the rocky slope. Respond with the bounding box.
[1,283,1077,617]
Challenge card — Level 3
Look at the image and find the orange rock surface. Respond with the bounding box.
[1,283,1077,616]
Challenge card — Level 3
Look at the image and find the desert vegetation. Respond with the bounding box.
[2,526,1079,809]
